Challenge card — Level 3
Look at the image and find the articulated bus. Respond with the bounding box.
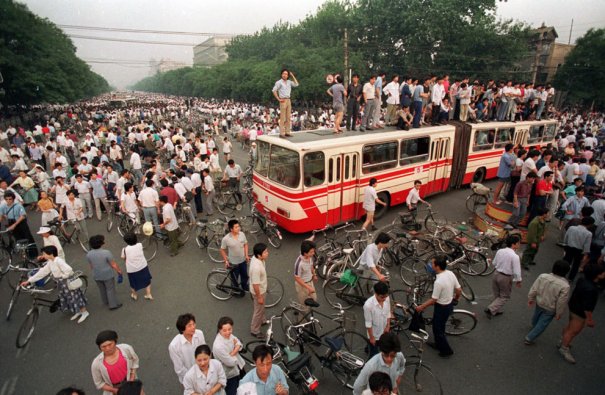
[252,120,557,234]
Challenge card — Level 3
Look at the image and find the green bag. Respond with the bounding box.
[339,269,358,287]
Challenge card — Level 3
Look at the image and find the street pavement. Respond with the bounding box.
[1,141,604,395]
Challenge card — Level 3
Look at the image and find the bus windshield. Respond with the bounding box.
[255,140,270,177]
[268,145,301,188]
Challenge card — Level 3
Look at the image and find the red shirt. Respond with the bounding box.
[160,186,179,207]
[103,349,128,385]
[535,179,552,196]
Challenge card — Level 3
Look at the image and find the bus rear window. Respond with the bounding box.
[473,130,494,151]
[303,152,325,187]
[362,141,398,174]
[269,145,300,188]
[528,125,544,143]
[255,140,270,177]
[494,128,513,148]
[400,137,429,166]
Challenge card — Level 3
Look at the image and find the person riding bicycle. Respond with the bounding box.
[406,180,431,221]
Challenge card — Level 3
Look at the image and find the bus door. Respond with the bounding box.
[327,153,359,224]
[427,138,451,194]
[514,127,528,148]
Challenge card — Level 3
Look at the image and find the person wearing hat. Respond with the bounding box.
[37,226,65,260]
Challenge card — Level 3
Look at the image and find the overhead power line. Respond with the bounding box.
[59,24,241,37]
[67,34,200,46]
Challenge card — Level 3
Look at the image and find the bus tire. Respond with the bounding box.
[374,193,390,219]
[472,167,486,184]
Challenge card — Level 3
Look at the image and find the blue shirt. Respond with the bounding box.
[374,76,383,95]
[238,365,289,395]
[272,79,299,99]
[497,152,515,178]
[89,178,107,199]
[413,85,424,102]
[353,352,406,395]
[0,201,26,220]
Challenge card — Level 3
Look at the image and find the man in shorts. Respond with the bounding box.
[327,75,347,134]
[362,178,387,232]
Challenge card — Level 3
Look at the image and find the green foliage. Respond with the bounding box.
[134,0,532,102]
[0,0,110,106]
[554,28,605,108]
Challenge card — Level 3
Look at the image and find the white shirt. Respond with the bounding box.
[431,83,445,105]
[212,334,245,379]
[138,187,159,207]
[210,153,220,171]
[363,295,391,339]
[191,173,202,188]
[492,247,522,282]
[129,152,142,170]
[182,359,226,395]
[64,198,85,221]
[162,203,179,232]
[359,243,381,269]
[383,81,401,105]
[203,175,215,192]
[74,180,91,195]
[168,330,207,384]
[363,186,378,211]
[27,257,73,283]
[406,187,421,206]
[121,243,148,273]
[520,157,537,181]
[432,270,461,305]
[121,192,138,214]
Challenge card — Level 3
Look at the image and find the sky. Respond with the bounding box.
[18,0,605,89]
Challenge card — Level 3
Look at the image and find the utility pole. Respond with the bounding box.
[568,18,574,45]
[344,28,349,87]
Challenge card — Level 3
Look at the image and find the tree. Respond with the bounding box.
[0,0,110,106]
[554,28,605,109]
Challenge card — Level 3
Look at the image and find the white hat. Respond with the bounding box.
[37,227,51,234]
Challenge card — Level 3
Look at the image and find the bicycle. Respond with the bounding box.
[466,183,491,213]
[174,204,193,243]
[282,299,369,389]
[241,206,282,248]
[307,223,354,280]
[194,218,225,263]
[115,211,159,261]
[46,218,89,252]
[206,265,284,307]
[15,285,58,348]
[216,190,243,216]
[105,199,119,232]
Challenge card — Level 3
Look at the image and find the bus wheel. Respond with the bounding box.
[472,168,486,184]
[375,193,390,219]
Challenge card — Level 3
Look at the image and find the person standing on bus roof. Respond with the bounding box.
[346,74,363,131]
[327,75,347,134]
[493,143,515,205]
[360,75,377,132]
[362,178,387,231]
[272,69,299,138]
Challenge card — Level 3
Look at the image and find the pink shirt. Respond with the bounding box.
[103,350,128,385]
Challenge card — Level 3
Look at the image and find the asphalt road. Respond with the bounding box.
[1,141,604,395]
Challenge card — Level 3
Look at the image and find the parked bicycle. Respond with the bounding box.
[46,218,89,252]
[241,206,283,248]
[466,183,491,213]
[206,265,284,307]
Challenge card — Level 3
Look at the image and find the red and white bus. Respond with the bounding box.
[252,120,557,234]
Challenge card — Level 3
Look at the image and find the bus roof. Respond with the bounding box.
[257,120,557,151]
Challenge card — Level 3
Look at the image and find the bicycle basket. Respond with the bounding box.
[339,269,358,286]
[339,351,365,370]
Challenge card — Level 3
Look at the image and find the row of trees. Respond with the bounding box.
[0,0,110,107]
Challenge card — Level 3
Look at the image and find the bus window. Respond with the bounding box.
[328,158,333,183]
[494,128,513,148]
[268,145,300,188]
[528,125,544,143]
[473,130,494,151]
[352,154,357,178]
[543,124,556,142]
[255,140,270,177]
[362,141,398,174]
[303,151,325,187]
[400,137,429,166]
[344,156,350,179]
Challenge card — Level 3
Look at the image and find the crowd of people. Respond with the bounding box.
[1,73,605,394]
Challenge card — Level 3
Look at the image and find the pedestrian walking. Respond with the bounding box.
[220,219,249,294]
[559,265,605,364]
[121,232,153,301]
[138,179,162,236]
[485,235,522,318]
[213,316,246,395]
[416,254,462,357]
[363,281,391,357]
[272,69,299,138]
[168,313,207,384]
[521,208,548,270]
[182,345,227,395]
[353,332,406,395]
[86,235,123,311]
[91,330,139,395]
[293,239,318,309]
[563,216,594,281]
[524,260,570,345]
[249,243,268,338]
[89,172,110,221]
[361,178,386,232]
[37,226,65,260]
[201,168,215,216]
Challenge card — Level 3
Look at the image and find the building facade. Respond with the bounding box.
[193,36,233,67]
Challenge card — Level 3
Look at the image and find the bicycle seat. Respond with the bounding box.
[325,336,344,352]
[343,248,354,255]
[503,224,514,231]
[304,298,320,308]
[286,352,311,372]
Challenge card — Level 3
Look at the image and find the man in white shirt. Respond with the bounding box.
[159,195,182,256]
[201,169,215,216]
[73,174,93,218]
[129,147,143,186]
[406,180,430,212]
[485,235,522,318]
[223,160,243,204]
[360,75,377,132]
[249,243,269,337]
[168,313,206,384]
[416,254,462,357]
[520,151,539,181]
[139,179,162,237]
[363,281,391,356]
[383,75,400,126]
[361,178,387,231]
[430,77,445,125]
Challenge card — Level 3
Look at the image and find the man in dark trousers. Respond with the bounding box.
[345,74,363,131]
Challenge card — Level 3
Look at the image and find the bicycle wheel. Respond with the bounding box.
[465,193,488,213]
[77,230,90,253]
[390,289,413,307]
[342,331,371,360]
[424,213,447,233]
[0,247,12,276]
[266,228,282,249]
[117,216,130,237]
[323,278,354,310]
[106,211,114,232]
[216,194,235,216]
[459,249,488,276]
[457,273,475,302]
[280,307,305,336]
[400,360,444,394]
[399,257,428,286]
[178,222,192,244]
[264,276,284,308]
[195,229,208,249]
[445,310,477,335]
[207,235,224,263]
[16,307,39,348]
[6,286,21,321]
[206,271,234,301]
[141,236,158,262]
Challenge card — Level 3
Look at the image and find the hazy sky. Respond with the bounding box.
[18,0,605,89]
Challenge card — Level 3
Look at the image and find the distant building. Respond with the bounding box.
[151,59,188,74]
[524,24,575,85]
[193,36,233,67]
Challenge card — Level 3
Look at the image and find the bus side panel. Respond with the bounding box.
[449,122,471,189]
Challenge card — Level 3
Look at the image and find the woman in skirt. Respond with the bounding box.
[21,245,90,323]
[121,232,153,301]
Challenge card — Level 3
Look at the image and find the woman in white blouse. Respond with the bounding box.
[183,344,227,395]
[21,245,89,323]
[121,232,153,301]
[212,317,245,395]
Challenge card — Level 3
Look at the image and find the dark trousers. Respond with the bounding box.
[13,219,38,259]
[229,261,249,291]
[431,104,440,124]
[194,186,203,213]
[506,175,520,202]
[167,228,180,254]
[346,101,360,130]
[225,376,241,395]
[528,195,547,224]
[521,246,539,267]
[563,246,584,281]
[412,101,423,128]
[433,302,454,355]
[368,343,379,358]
